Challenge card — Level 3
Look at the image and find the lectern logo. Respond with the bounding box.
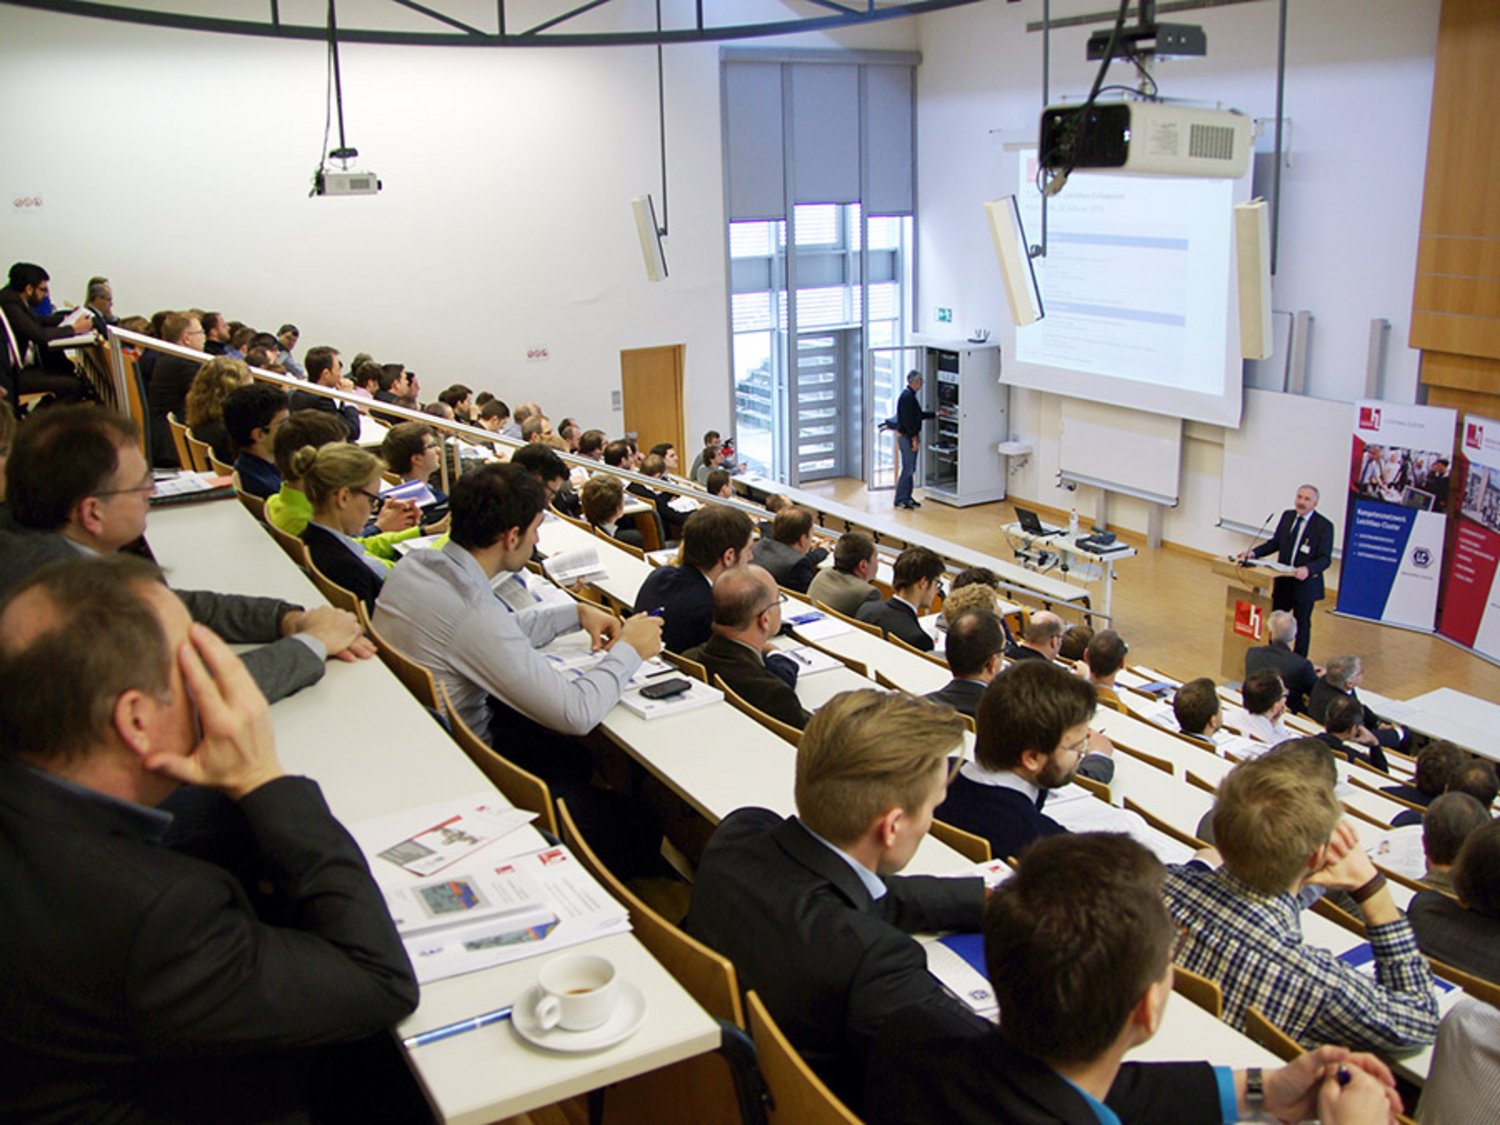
[1233,600,1263,641]
[1358,407,1382,432]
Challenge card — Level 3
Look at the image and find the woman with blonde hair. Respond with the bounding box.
[293,443,392,613]
[185,356,252,464]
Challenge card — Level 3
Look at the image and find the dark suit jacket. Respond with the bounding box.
[1251,508,1334,603]
[1305,680,1402,754]
[1245,641,1318,715]
[146,353,203,467]
[868,1006,1224,1125]
[1008,645,1048,661]
[301,522,384,615]
[0,530,323,703]
[925,677,986,718]
[684,810,987,1110]
[896,386,934,438]
[233,452,282,499]
[1408,891,1500,984]
[635,564,713,655]
[751,537,828,594]
[1313,730,1390,774]
[684,633,811,730]
[937,773,1066,862]
[857,596,933,651]
[0,763,417,1124]
[193,418,235,467]
[288,386,360,440]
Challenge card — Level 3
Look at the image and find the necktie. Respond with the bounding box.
[1035,790,1049,812]
[1287,515,1305,564]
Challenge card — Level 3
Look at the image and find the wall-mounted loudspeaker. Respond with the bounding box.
[1234,199,1272,360]
[983,196,1043,327]
[631,195,668,282]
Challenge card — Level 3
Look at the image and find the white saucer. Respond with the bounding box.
[511,981,647,1053]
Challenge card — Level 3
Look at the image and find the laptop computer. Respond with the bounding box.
[1014,506,1063,537]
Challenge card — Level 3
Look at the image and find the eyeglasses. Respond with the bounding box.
[1058,732,1091,758]
[356,487,384,509]
[755,592,789,617]
[94,475,155,498]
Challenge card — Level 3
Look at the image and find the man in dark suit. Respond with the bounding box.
[1009,608,1065,662]
[1238,484,1334,656]
[685,565,811,730]
[0,556,420,1123]
[936,659,1114,861]
[684,690,987,1112]
[1172,677,1224,747]
[749,505,828,594]
[288,345,360,439]
[893,369,935,510]
[1306,654,1408,754]
[635,505,754,654]
[0,260,95,403]
[144,310,207,466]
[925,608,1006,717]
[1382,740,1463,808]
[0,405,371,702]
[857,545,945,651]
[868,833,1401,1125]
[1318,694,1391,773]
[1245,609,1320,714]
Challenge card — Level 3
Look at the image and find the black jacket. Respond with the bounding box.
[896,385,935,438]
[856,596,933,651]
[684,633,811,730]
[1245,641,1319,715]
[301,522,384,615]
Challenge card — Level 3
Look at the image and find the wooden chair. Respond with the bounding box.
[166,413,193,469]
[930,818,992,863]
[1374,861,1448,899]
[1185,769,1219,795]
[593,523,646,560]
[1073,772,1111,802]
[716,674,802,747]
[1340,800,1393,831]
[440,683,557,837]
[625,496,664,553]
[207,450,235,477]
[235,488,267,523]
[1311,895,1367,938]
[1123,797,1208,850]
[381,470,401,486]
[662,649,709,683]
[557,800,765,1125]
[873,668,904,692]
[1115,743,1174,775]
[263,519,309,567]
[1171,963,1223,1018]
[812,599,883,638]
[366,618,440,712]
[305,555,365,617]
[886,631,949,668]
[184,431,214,472]
[1243,1006,1303,1063]
[1350,773,1422,811]
[1431,958,1500,1008]
[747,990,861,1125]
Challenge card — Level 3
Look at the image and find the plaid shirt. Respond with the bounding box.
[1163,864,1438,1051]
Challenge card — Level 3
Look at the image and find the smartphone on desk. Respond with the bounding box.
[639,677,692,700]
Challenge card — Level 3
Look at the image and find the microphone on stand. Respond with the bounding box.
[1238,511,1276,566]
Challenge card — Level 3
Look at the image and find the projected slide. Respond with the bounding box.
[999,146,1249,428]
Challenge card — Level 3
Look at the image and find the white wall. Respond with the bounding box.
[914,0,1440,556]
[0,1,913,446]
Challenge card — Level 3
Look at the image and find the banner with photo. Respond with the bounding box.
[1437,416,1500,659]
[1336,401,1455,630]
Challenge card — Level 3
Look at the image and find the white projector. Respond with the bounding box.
[1040,100,1252,179]
[315,169,382,196]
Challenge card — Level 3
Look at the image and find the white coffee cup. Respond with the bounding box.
[533,954,618,1032]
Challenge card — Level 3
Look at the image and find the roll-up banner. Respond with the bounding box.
[1336,401,1456,630]
[1438,417,1500,659]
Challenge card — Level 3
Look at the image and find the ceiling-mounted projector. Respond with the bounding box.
[1040,101,1252,179]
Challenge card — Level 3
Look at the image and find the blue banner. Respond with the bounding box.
[1337,501,1417,620]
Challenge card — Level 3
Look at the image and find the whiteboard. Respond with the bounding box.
[1058,399,1182,506]
[1219,388,1350,538]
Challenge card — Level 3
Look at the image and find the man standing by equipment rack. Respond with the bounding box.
[895,370,934,511]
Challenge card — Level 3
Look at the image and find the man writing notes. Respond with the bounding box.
[0,557,418,1122]
[1237,484,1333,656]
[893,369,935,510]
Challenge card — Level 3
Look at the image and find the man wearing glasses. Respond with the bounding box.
[683,565,811,731]
[0,406,372,703]
[144,311,208,466]
[935,660,1114,862]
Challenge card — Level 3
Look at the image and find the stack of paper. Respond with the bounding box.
[543,546,608,584]
[786,610,852,642]
[617,679,725,720]
[150,470,234,505]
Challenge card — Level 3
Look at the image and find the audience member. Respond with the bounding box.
[602,439,635,470]
[0,406,370,701]
[349,360,383,403]
[937,583,998,625]
[1447,757,1498,812]
[510,442,569,506]
[224,383,290,499]
[1308,655,1408,753]
[557,418,581,451]
[423,401,455,422]
[1083,628,1128,706]
[684,565,811,731]
[685,690,986,1110]
[1163,743,1439,1051]
[1246,610,1319,714]
[688,430,722,480]
[0,556,420,1123]
[145,312,208,465]
[635,505,753,653]
[1409,821,1500,983]
[477,398,512,436]
[581,474,643,548]
[649,441,680,474]
[201,310,230,356]
[1415,997,1500,1123]
[289,346,360,439]
[521,415,554,443]
[925,609,1005,718]
[84,275,116,331]
[184,356,252,465]
[868,833,1400,1125]
[373,463,665,876]
[1240,668,1292,744]
[750,505,828,594]
[1058,622,1094,662]
[381,421,447,508]
[694,442,724,486]
[807,531,880,617]
[1418,792,1490,894]
[1385,740,1463,808]
[225,324,255,361]
[1173,677,1224,745]
[295,443,392,614]
[438,383,473,421]
[0,261,93,402]
[936,660,1115,860]
[1009,608,1065,662]
[947,565,1020,652]
[857,546,945,651]
[704,468,732,498]
[577,429,606,461]
[1318,693,1391,772]
[275,323,305,378]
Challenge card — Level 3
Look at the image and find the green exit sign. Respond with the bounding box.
[935,307,953,323]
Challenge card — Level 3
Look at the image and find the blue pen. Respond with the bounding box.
[402,1004,514,1048]
[646,606,666,617]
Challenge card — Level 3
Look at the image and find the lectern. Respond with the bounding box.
[1211,559,1287,680]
